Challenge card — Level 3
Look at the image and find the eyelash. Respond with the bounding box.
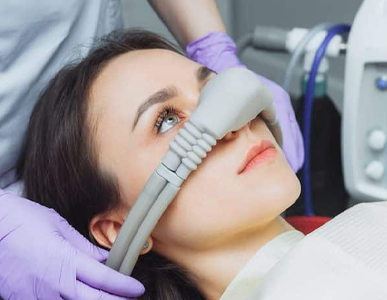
[154,105,182,134]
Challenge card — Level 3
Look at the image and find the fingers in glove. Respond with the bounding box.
[57,218,108,261]
[62,280,135,300]
[75,251,145,298]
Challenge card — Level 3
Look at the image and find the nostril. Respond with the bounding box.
[223,130,240,141]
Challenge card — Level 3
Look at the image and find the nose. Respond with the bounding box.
[222,122,250,141]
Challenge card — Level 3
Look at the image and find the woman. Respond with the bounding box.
[18,30,302,300]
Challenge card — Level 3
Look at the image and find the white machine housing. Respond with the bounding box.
[342,0,387,202]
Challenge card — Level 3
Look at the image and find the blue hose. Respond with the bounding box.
[302,24,351,216]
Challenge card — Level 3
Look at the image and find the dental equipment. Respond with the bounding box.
[236,25,344,59]
[106,67,282,275]
[303,24,351,216]
[237,26,288,54]
[342,0,387,202]
[282,23,332,91]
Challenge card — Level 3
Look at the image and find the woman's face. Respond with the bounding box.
[88,49,300,257]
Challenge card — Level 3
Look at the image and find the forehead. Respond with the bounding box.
[88,49,201,123]
[93,49,199,94]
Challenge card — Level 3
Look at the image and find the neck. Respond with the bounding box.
[173,217,294,300]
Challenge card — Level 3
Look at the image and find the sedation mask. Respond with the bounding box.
[106,67,283,275]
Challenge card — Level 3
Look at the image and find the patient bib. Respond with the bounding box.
[246,202,387,299]
[220,230,304,300]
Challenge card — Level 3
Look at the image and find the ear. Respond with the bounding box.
[89,210,125,249]
[89,210,154,255]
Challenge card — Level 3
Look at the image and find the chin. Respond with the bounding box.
[279,165,301,202]
[284,175,301,210]
[257,167,301,212]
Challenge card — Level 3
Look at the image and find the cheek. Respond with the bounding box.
[119,136,173,204]
[151,156,236,250]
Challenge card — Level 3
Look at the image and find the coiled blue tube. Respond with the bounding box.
[303,24,351,216]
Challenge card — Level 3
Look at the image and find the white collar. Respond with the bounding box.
[220,230,304,300]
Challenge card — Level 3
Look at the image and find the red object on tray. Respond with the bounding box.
[285,215,332,235]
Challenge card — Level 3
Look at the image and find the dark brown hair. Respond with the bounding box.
[17,29,205,300]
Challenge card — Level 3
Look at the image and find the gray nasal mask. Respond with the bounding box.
[106,67,282,275]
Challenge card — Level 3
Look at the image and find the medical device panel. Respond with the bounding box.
[342,0,387,201]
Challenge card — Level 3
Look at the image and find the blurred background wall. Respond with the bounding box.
[120,0,233,44]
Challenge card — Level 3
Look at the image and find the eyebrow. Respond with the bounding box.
[132,66,213,131]
[196,65,213,87]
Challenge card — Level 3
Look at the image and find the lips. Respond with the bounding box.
[238,140,277,174]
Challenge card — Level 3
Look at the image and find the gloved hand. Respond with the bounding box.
[187,32,304,172]
[0,190,145,300]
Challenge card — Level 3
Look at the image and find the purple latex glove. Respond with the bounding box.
[187,32,304,172]
[0,190,145,300]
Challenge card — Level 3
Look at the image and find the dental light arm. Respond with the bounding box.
[106,68,282,275]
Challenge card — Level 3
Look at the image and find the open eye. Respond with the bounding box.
[159,114,180,133]
[155,105,183,134]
